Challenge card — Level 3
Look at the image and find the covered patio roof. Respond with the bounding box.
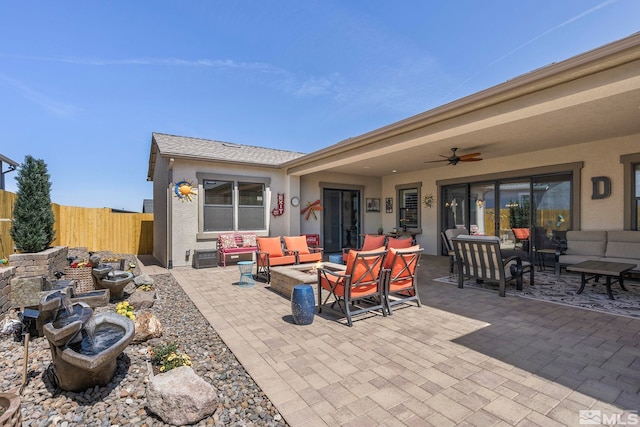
[283,32,640,178]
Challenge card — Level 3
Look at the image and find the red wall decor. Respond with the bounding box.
[301,199,322,220]
[271,193,285,216]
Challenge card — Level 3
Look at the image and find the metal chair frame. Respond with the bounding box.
[317,249,387,327]
[382,248,423,315]
[452,236,534,297]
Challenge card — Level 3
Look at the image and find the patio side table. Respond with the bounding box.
[328,254,343,265]
[291,284,315,325]
[238,261,255,288]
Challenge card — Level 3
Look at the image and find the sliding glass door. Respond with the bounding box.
[441,173,573,258]
[322,189,360,253]
[531,174,572,251]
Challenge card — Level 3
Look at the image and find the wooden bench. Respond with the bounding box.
[217,233,258,267]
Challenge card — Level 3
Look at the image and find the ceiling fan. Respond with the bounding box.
[425,147,482,165]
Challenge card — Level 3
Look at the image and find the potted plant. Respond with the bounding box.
[10,155,55,253]
[377,226,383,235]
[0,392,21,426]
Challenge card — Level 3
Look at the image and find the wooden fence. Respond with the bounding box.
[0,190,153,257]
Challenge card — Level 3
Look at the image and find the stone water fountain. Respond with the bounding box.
[39,290,135,392]
[89,255,134,300]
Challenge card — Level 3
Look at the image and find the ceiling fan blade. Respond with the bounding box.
[424,158,450,163]
[458,152,481,161]
[459,157,482,162]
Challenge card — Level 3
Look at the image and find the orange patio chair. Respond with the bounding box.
[382,245,423,315]
[256,237,297,283]
[342,234,386,263]
[512,228,531,252]
[283,235,323,264]
[318,247,387,327]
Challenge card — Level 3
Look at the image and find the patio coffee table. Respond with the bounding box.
[566,260,635,300]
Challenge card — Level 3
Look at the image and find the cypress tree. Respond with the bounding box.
[10,155,56,253]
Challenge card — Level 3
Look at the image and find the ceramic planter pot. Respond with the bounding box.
[0,392,21,427]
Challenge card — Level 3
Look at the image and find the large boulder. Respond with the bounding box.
[132,312,162,344]
[128,289,156,309]
[133,274,154,287]
[147,366,217,425]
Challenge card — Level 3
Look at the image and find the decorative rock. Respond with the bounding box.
[147,366,217,425]
[133,274,154,287]
[132,312,162,344]
[128,289,156,309]
[9,276,44,308]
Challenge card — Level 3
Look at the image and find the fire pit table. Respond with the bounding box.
[270,262,345,299]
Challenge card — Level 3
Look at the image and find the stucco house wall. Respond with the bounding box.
[299,172,383,236]
[382,134,639,255]
[151,154,169,267]
[167,159,296,268]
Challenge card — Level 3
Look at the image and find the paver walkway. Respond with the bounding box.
[161,255,639,426]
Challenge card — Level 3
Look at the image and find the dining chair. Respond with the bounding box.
[318,247,387,326]
[382,245,423,315]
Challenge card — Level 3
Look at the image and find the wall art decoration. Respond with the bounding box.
[385,197,393,213]
[174,180,198,202]
[272,193,285,216]
[423,194,434,208]
[301,199,322,220]
[366,198,380,212]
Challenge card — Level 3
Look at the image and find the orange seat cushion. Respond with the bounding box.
[257,237,283,257]
[512,228,530,240]
[267,255,297,266]
[283,236,310,254]
[387,237,413,250]
[298,252,322,263]
[384,245,420,270]
[345,246,386,283]
[323,247,385,299]
[361,235,386,251]
[343,234,386,262]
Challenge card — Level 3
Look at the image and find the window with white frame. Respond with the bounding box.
[396,183,421,229]
[199,174,269,232]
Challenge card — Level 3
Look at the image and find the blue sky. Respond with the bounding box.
[1,1,638,212]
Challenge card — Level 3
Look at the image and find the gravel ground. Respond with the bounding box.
[0,251,289,427]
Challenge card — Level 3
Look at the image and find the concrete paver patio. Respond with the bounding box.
[165,255,640,426]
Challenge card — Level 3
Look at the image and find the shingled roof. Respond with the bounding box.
[148,133,306,180]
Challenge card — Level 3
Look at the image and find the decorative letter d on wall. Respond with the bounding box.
[591,176,611,199]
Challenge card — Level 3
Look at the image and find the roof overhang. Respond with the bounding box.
[281,32,640,177]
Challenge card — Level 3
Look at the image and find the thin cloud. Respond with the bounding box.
[0,72,79,117]
[0,53,285,74]
[440,0,618,103]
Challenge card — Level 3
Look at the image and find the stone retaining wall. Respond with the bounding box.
[0,246,68,319]
[8,246,68,280]
[0,265,16,316]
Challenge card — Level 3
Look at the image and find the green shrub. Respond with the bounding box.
[151,342,192,373]
[10,155,55,253]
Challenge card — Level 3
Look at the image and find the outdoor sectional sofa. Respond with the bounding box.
[555,230,640,276]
